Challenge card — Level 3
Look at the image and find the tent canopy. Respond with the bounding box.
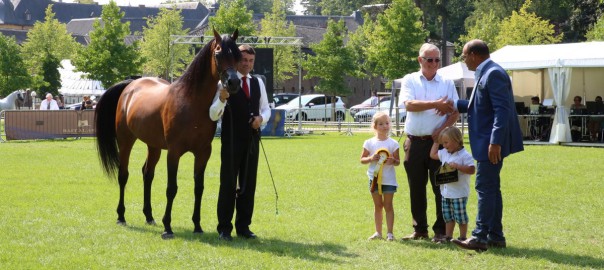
[392,62,475,90]
[59,59,106,96]
[490,42,604,70]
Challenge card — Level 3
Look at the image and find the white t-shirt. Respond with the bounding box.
[398,72,458,136]
[437,147,474,198]
[363,137,400,186]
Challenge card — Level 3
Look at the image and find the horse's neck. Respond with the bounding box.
[1,92,17,103]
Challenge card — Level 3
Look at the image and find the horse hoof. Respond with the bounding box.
[116,220,127,226]
[146,220,157,226]
[161,232,174,240]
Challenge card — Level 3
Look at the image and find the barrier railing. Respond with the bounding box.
[1,110,95,142]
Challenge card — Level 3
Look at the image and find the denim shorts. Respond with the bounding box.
[368,179,397,194]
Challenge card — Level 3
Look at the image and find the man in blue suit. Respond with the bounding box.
[449,40,524,251]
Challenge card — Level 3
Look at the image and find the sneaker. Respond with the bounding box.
[386,233,395,241]
[431,233,447,243]
[368,232,383,240]
[433,236,452,244]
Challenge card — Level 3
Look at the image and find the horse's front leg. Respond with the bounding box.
[192,147,212,234]
[142,147,161,225]
[161,150,181,239]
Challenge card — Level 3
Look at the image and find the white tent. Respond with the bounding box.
[58,60,106,104]
[490,42,604,143]
[437,62,475,98]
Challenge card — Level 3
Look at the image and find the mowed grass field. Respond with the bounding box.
[1,133,603,269]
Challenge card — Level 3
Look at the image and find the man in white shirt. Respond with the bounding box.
[39,93,60,110]
[398,43,459,242]
[209,44,271,241]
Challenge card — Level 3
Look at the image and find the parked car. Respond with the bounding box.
[349,96,391,117]
[273,93,299,107]
[353,100,406,123]
[276,94,346,121]
[64,103,82,110]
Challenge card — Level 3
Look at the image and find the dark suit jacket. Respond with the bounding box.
[456,59,524,162]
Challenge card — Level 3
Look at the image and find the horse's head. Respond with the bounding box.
[213,29,242,95]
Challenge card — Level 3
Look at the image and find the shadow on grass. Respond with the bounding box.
[125,224,357,264]
[399,240,604,268]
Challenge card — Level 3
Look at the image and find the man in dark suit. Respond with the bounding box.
[210,44,271,241]
[448,40,524,251]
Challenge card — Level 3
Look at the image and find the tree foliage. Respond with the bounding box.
[586,13,604,40]
[38,55,62,97]
[304,19,355,97]
[0,34,31,96]
[207,0,255,36]
[140,7,193,80]
[367,0,427,82]
[347,13,376,79]
[562,0,603,42]
[73,1,142,88]
[458,10,500,55]
[258,0,297,89]
[21,5,79,90]
[495,0,562,50]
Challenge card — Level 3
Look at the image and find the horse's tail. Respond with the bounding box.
[95,79,133,178]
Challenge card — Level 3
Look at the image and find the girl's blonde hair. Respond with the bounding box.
[372,111,391,131]
[439,126,463,146]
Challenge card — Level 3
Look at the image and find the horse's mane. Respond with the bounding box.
[175,34,241,96]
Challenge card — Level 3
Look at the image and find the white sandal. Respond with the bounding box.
[387,233,395,241]
[368,232,383,240]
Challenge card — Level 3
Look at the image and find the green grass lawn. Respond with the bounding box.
[1,134,603,269]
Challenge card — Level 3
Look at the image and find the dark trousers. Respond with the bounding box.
[217,133,259,234]
[472,160,505,243]
[403,138,445,235]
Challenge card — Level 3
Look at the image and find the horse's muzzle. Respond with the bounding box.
[223,68,240,95]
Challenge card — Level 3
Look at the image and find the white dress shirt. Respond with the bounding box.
[39,99,60,110]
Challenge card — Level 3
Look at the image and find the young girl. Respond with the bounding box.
[429,126,475,243]
[360,112,400,241]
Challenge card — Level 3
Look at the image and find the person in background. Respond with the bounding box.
[360,111,400,241]
[398,43,459,243]
[210,44,271,241]
[55,95,64,109]
[429,126,475,244]
[81,95,94,110]
[448,39,524,252]
[588,96,604,141]
[39,93,59,110]
[570,96,586,142]
[370,91,379,106]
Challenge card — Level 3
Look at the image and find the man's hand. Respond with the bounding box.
[219,88,230,102]
[488,144,502,164]
[251,116,263,130]
[434,97,454,115]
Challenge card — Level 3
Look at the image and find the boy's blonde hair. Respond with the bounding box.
[372,111,391,131]
[439,126,463,146]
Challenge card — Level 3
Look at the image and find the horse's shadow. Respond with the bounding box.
[125,224,357,264]
[400,240,604,268]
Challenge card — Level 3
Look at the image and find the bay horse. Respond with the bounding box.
[95,30,241,239]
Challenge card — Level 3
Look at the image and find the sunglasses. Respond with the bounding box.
[421,57,440,63]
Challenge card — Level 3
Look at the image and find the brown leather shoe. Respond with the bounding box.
[401,232,429,240]
[451,237,488,252]
[488,240,507,248]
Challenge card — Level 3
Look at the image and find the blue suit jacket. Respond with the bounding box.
[456,60,524,162]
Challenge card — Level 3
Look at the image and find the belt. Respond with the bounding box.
[408,135,433,141]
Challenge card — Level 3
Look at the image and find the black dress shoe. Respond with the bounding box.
[218,232,233,241]
[451,237,488,252]
[488,240,507,248]
[237,230,257,239]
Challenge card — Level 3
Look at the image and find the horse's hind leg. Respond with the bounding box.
[192,147,212,234]
[142,147,161,225]
[116,138,136,225]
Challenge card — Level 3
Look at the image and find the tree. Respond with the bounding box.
[21,5,79,90]
[304,19,355,119]
[38,55,62,97]
[458,10,501,56]
[586,14,604,40]
[367,0,427,83]
[207,0,255,36]
[495,0,562,50]
[140,7,193,80]
[347,13,377,80]
[73,1,143,88]
[0,34,31,96]
[258,0,297,89]
[561,0,603,42]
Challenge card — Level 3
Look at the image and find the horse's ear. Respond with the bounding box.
[213,28,221,42]
[232,29,239,41]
